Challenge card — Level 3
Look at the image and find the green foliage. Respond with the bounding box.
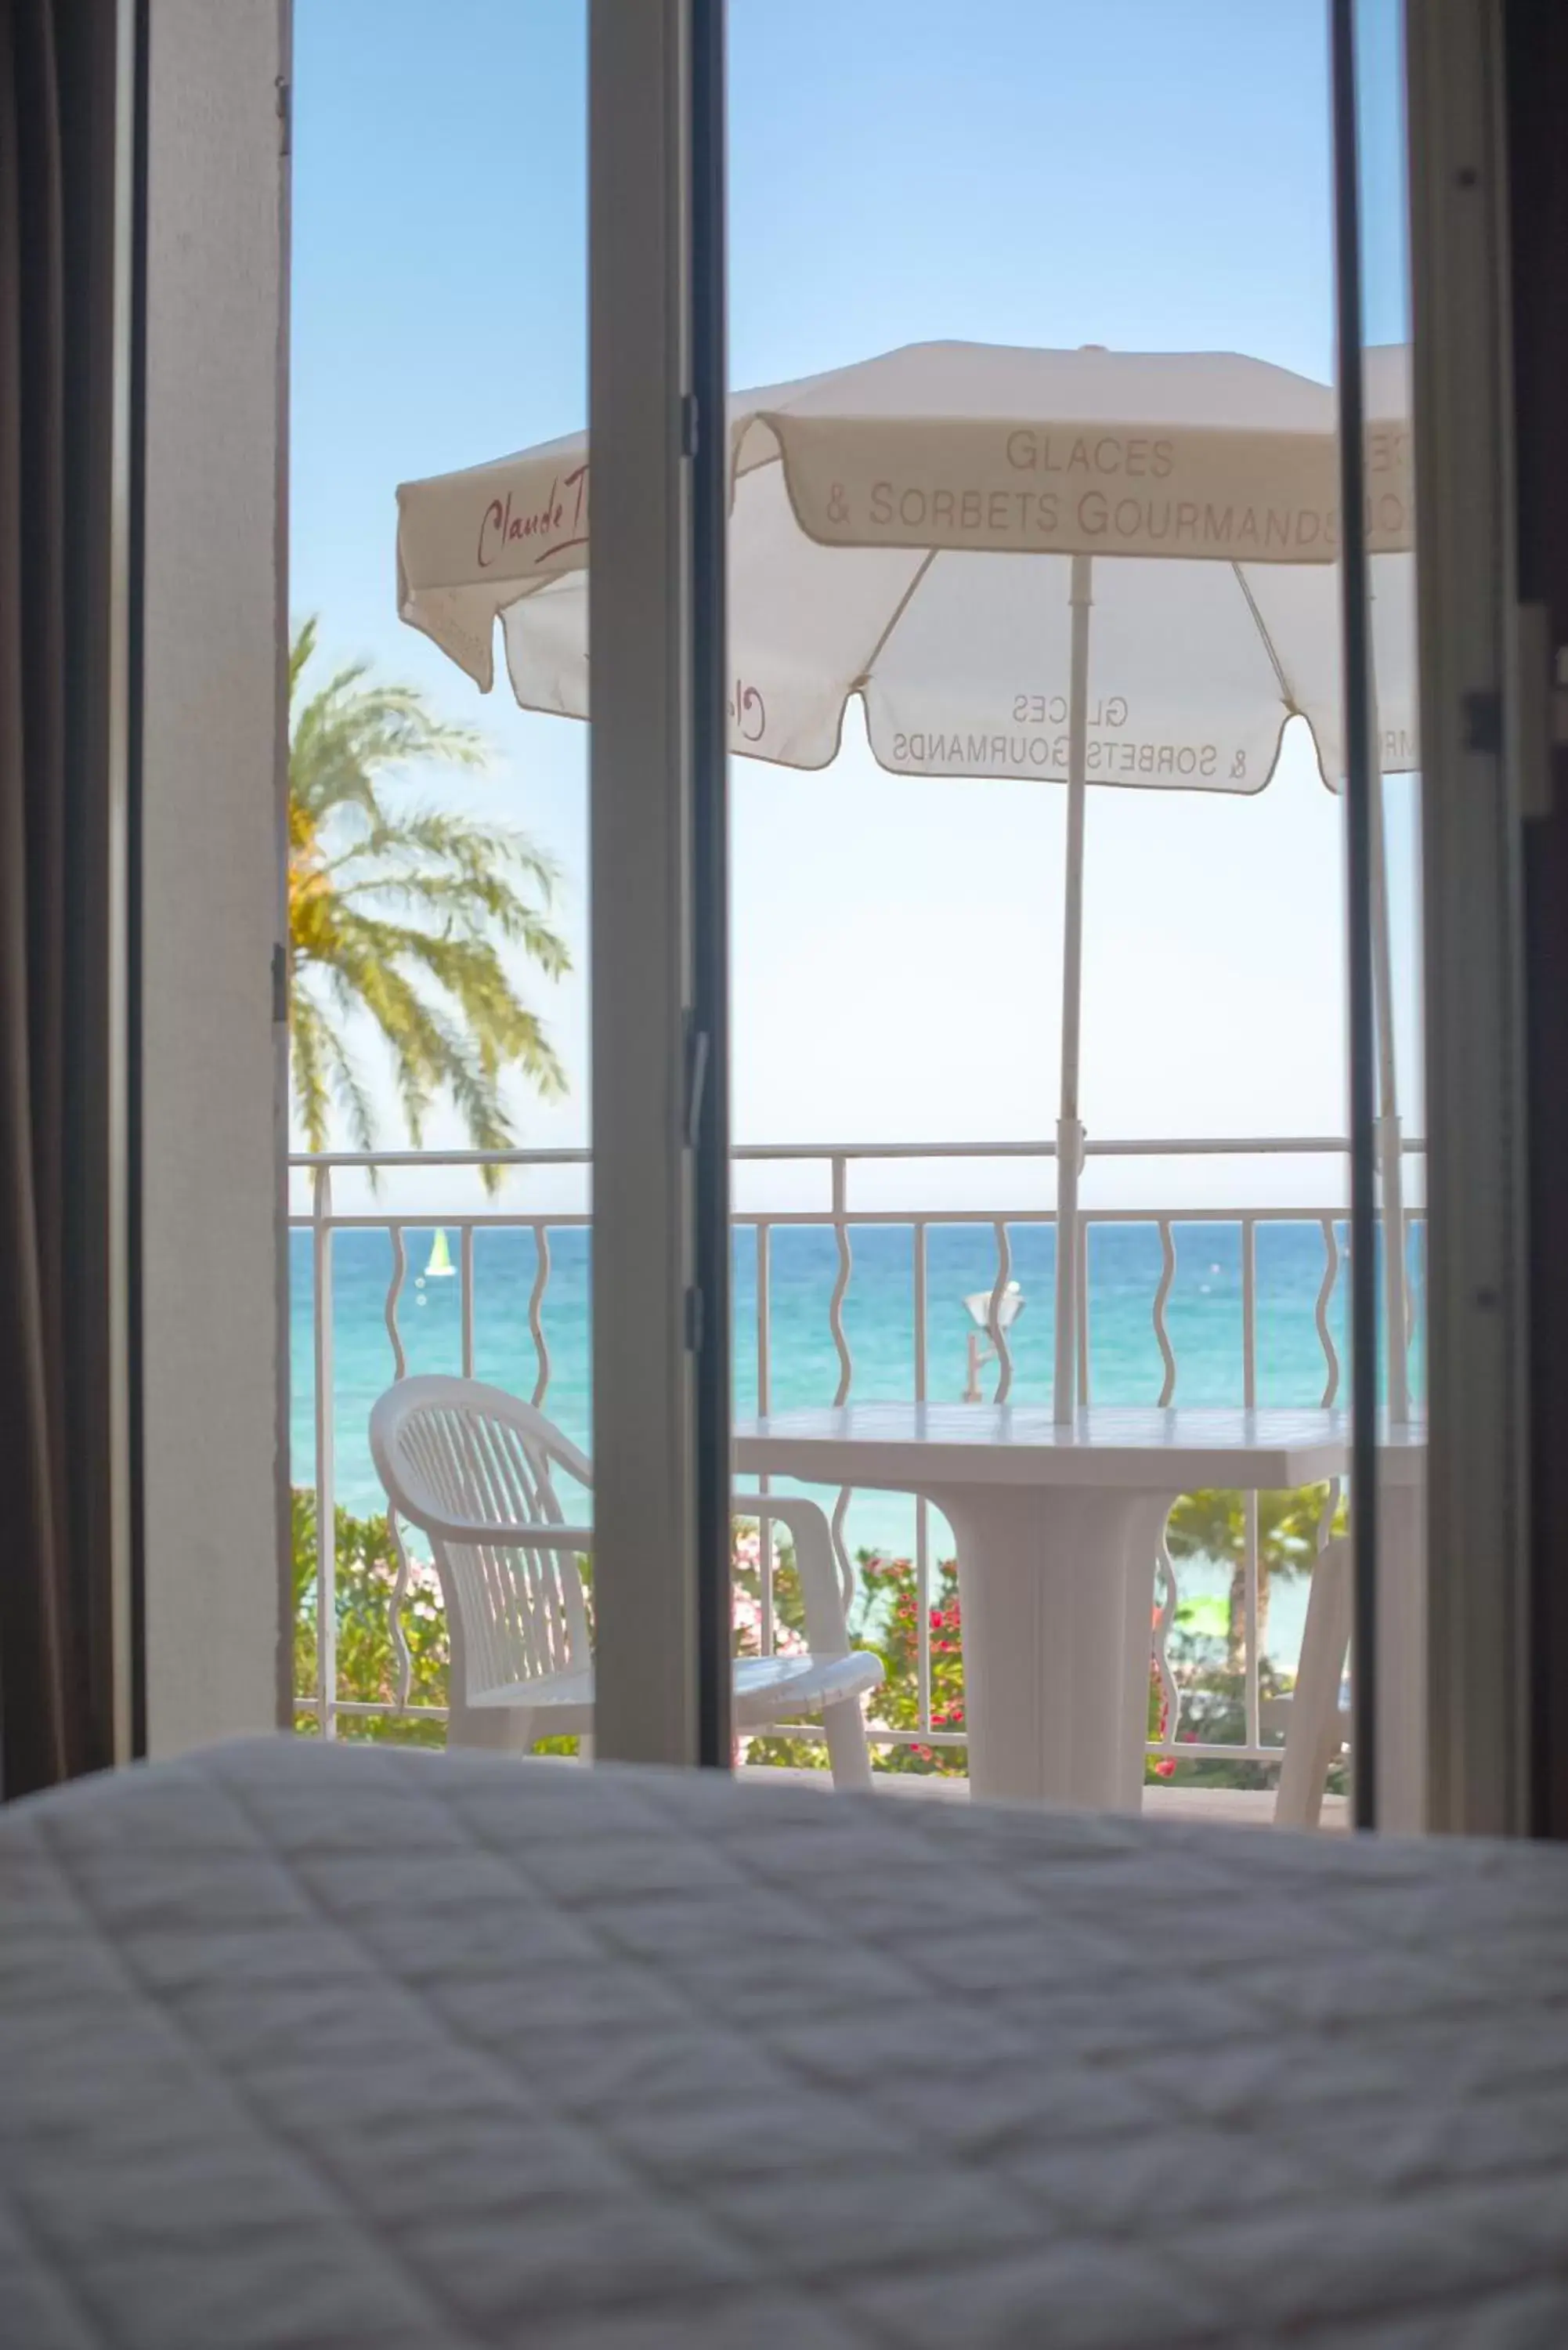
[1166,1482,1348,1669]
[733,1529,964,1777]
[739,1485,1345,1788]
[294,1488,1346,1791]
[293,1489,589,1754]
[292,1490,447,1747]
[854,1552,968,1776]
[288,616,571,1188]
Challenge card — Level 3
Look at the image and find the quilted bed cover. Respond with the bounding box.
[5,1738,1568,2348]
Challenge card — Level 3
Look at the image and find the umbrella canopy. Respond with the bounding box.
[399,341,1414,787]
[397,342,1417,1418]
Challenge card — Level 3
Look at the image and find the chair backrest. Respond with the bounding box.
[370,1376,594,1704]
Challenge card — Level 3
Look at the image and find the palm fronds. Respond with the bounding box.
[288,617,570,1188]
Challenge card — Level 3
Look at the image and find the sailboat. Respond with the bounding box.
[424,1228,456,1278]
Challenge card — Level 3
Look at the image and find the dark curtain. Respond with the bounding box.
[1511,0,1568,1838]
[0,0,127,1798]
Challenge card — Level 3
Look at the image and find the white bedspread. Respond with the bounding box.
[5,1737,1568,2348]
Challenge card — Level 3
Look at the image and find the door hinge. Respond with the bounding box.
[276,78,292,159]
[680,392,700,459]
[685,1284,705,1352]
[272,942,288,1023]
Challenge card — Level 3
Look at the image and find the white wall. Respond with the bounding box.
[141,0,288,1753]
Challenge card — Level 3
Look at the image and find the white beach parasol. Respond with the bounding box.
[397,341,1416,1419]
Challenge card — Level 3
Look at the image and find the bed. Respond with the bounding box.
[5,1736,1568,2347]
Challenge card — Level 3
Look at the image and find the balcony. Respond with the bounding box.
[289,1134,1423,1824]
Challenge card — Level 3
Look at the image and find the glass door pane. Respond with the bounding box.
[727,2,1365,1820]
[287,2,594,1754]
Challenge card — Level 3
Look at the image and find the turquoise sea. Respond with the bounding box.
[291,1219,1423,1672]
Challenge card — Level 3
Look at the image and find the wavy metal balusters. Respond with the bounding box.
[987,1220,1013,1404]
[1143,1218,1179,1755]
[1316,1216,1343,1407]
[1312,1226,1346,1770]
[756,1221,775,1658]
[1241,1218,1261,1752]
[383,1228,414,1709]
[1241,1217,1259,1412]
[828,1159,855,1596]
[460,1225,476,1378]
[386,1524,415,1710]
[829,1165,854,1407]
[1145,1226,1183,1758]
[1152,1217,1178,1407]
[291,1144,1418,1768]
[1150,1535,1181,1752]
[528,1226,551,1408]
[829,1491,857,1618]
[311,1165,336,1736]
[912,1222,931,1731]
[384,1227,409,1378]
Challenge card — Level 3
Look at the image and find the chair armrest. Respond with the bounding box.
[730,1491,852,1657]
[401,1510,594,1553]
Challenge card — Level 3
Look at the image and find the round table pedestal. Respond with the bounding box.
[927,1484,1176,1812]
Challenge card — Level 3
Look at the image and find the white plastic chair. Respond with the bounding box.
[1272,1536,1351,1829]
[369,1375,882,1788]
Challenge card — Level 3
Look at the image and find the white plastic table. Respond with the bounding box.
[734,1404,1426,1817]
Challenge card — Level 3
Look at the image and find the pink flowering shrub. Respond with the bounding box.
[731,1521,807,1661]
[296,1490,1335,1791]
[741,1504,1337,1790]
[292,1490,449,1746]
[736,1536,966,1777]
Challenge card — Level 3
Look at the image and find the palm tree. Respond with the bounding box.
[1165,1483,1349,1669]
[288,617,569,1186]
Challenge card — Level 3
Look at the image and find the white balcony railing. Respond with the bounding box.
[289,1137,1424,1772]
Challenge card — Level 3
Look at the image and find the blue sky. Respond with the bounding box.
[290,0,1416,1215]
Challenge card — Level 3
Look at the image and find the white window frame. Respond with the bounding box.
[587,0,731,1766]
[1406,0,1532,1834]
[139,0,291,1755]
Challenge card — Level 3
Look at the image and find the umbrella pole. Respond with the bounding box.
[1054,552,1093,1426]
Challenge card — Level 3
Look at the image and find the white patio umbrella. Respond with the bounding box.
[397,341,1417,1421]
